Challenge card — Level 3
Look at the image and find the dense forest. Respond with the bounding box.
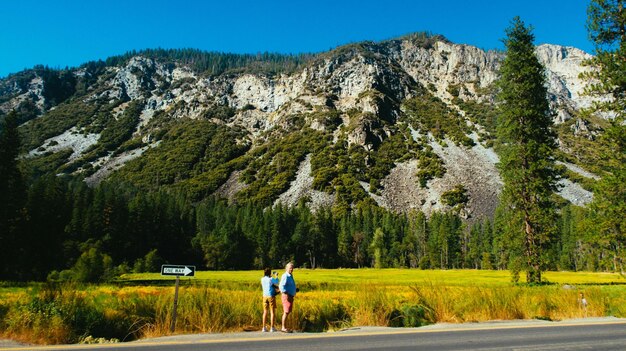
[0,156,613,282]
[0,97,621,282]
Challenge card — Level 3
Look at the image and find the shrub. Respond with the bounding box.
[133,249,163,273]
[441,184,469,207]
[62,247,116,283]
[388,304,430,327]
[417,151,446,188]
[403,91,473,147]
[5,285,132,344]
[299,299,348,332]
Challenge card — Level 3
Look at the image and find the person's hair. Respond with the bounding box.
[264,267,271,277]
[285,262,294,269]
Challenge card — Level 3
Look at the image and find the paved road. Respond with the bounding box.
[3,318,626,351]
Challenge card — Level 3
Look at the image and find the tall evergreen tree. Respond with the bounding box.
[23,176,71,280]
[584,0,626,273]
[495,18,559,283]
[0,111,25,279]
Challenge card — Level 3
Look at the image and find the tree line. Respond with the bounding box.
[100,48,316,77]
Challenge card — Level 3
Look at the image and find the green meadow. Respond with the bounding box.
[1,269,625,345]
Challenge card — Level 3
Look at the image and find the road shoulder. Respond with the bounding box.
[1,317,624,349]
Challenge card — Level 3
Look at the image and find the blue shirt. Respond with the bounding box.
[261,276,279,297]
[279,272,297,296]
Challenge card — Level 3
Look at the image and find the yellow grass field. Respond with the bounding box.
[117,269,626,334]
[1,269,624,345]
[122,268,626,287]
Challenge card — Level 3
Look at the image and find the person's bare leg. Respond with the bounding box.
[262,307,268,330]
[281,311,289,330]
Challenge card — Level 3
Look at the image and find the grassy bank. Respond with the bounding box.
[0,270,624,344]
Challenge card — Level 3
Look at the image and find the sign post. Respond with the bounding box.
[161,264,195,333]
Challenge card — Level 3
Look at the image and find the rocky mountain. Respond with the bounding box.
[0,33,601,220]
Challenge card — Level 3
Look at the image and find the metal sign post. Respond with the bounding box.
[161,265,196,333]
[170,276,180,333]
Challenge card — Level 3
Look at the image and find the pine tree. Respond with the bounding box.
[495,17,559,283]
[337,216,353,266]
[0,111,25,279]
[370,227,386,268]
[584,0,626,273]
[23,175,71,280]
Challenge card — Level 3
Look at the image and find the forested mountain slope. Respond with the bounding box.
[0,33,602,220]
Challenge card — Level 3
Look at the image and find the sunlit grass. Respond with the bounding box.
[122,268,626,288]
[1,269,624,345]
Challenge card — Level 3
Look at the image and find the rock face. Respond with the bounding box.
[395,40,501,101]
[1,40,595,130]
[536,44,595,123]
[0,75,45,115]
[0,35,602,217]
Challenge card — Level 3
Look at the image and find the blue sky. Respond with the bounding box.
[1,0,594,78]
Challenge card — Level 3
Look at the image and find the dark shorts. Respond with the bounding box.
[281,293,294,313]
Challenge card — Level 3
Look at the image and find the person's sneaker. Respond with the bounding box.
[262,327,268,332]
[270,327,277,332]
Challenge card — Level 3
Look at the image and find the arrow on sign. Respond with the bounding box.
[183,266,192,276]
[161,264,196,277]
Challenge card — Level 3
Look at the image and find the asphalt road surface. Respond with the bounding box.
[3,318,626,351]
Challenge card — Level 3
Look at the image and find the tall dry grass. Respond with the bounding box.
[1,271,625,345]
[407,284,601,322]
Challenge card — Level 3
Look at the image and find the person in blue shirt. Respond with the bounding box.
[260,267,279,332]
[279,262,297,332]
